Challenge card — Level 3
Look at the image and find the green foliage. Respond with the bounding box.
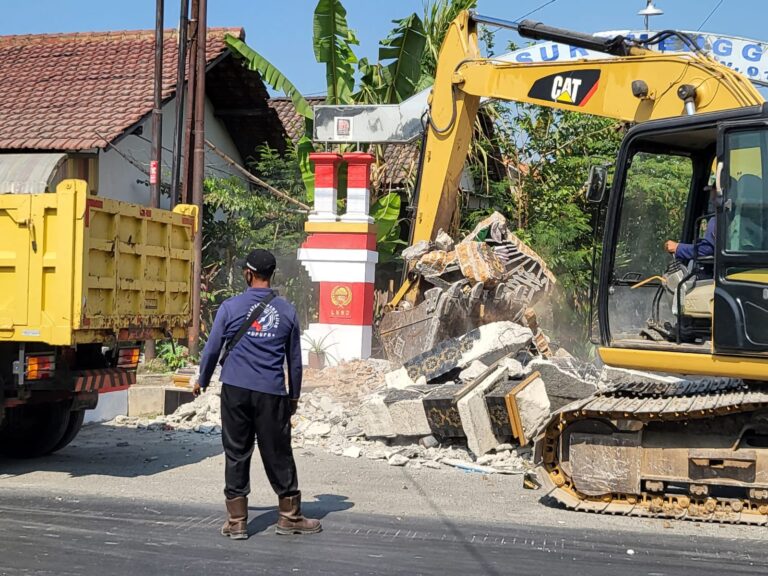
[615,153,692,276]
[224,34,317,198]
[370,192,406,260]
[296,133,315,201]
[463,102,624,355]
[201,144,310,339]
[419,0,477,89]
[313,0,359,104]
[156,340,192,371]
[354,57,385,104]
[225,35,314,120]
[379,14,427,104]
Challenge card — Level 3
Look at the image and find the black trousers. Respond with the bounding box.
[220,384,298,500]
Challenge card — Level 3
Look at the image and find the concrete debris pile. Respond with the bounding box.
[379,212,557,366]
[360,319,600,459]
[110,371,225,434]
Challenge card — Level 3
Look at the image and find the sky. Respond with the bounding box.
[1,0,766,95]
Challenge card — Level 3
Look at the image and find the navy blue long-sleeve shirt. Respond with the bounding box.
[198,288,303,398]
[675,217,716,262]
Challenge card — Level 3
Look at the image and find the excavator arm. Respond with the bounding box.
[393,10,763,307]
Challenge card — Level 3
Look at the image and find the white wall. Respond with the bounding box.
[97,95,243,207]
[84,390,128,423]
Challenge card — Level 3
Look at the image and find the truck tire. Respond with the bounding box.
[50,409,85,453]
[0,402,71,459]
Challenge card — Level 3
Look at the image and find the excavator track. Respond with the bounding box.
[534,378,768,525]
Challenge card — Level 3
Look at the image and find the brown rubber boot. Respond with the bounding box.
[221,496,248,540]
[275,492,322,535]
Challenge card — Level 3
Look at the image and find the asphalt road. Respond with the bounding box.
[0,492,765,576]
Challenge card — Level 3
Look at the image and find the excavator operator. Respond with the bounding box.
[663,185,716,265]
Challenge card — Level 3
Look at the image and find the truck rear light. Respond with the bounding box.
[26,354,56,380]
[117,346,141,369]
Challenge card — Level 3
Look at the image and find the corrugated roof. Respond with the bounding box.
[0,27,243,151]
[0,153,66,193]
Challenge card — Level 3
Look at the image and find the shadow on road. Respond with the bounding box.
[246,493,355,535]
[0,423,222,478]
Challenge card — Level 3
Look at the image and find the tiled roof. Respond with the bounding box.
[0,27,243,151]
[268,96,420,189]
[268,96,324,143]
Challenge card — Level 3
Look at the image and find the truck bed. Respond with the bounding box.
[0,179,196,345]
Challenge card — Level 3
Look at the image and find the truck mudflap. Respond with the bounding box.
[73,368,135,394]
[533,378,768,524]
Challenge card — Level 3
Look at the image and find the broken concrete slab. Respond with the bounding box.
[384,387,431,437]
[599,365,688,389]
[402,240,431,262]
[455,242,506,287]
[498,357,524,379]
[459,360,488,383]
[458,365,508,457]
[528,357,598,411]
[389,321,532,388]
[360,392,396,438]
[423,383,466,438]
[387,453,409,466]
[342,446,361,458]
[512,375,551,445]
[484,378,518,438]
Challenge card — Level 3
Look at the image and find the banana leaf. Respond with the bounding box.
[379,13,427,104]
[225,35,313,120]
[313,0,358,104]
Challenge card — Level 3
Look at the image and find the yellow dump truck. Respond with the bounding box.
[0,178,196,457]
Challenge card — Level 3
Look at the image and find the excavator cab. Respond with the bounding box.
[596,104,768,362]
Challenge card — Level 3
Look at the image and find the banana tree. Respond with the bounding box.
[226,0,432,257]
[225,35,316,200]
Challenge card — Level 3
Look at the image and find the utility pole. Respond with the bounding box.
[150,0,164,207]
[170,0,189,209]
[181,0,199,205]
[188,0,206,356]
[146,0,164,361]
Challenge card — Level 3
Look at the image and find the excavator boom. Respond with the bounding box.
[414,11,763,250]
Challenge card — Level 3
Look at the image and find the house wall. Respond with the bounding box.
[97,95,243,208]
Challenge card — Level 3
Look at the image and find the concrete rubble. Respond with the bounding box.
[378,212,557,366]
[106,216,603,476]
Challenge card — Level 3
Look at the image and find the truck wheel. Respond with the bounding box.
[0,402,71,459]
[50,409,85,453]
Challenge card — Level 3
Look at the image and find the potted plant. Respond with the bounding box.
[302,332,336,370]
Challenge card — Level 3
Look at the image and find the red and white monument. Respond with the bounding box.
[297,152,378,365]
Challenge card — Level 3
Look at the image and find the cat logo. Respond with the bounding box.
[527,70,600,107]
[552,76,582,103]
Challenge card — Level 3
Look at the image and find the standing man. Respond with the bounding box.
[196,249,321,540]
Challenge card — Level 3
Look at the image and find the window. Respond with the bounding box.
[614,152,693,278]
[725,130,768,253]
[607,151,693,341]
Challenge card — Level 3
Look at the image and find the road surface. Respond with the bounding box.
[0,491,764,576]
[0,423,765,575]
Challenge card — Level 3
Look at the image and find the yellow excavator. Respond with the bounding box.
[323,9,768,522]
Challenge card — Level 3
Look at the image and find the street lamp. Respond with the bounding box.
[638,0,664,31]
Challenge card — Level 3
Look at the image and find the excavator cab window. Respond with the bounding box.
[607,150,695,344]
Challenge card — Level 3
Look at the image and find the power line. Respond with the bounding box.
[481,0,559,40]
[697,0,724,31]
[514,0,559,23]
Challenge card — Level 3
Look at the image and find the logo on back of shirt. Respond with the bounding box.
[248,303,281,338]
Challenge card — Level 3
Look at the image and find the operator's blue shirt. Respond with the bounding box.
[675,217,716,262]
[198,288,303,398]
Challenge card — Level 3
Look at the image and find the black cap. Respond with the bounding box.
[240,249,276,276]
